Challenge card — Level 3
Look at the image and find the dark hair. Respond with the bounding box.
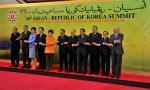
[80,28,85,32]
[103,31,109,35]
[48,29,54,34]
[72,29,76,32]
[14,27,18,30]
[24,25,29,28]
[39,27,44,31]
[92,26,98,29]
[31,27,36,31]
[60,29,65,32]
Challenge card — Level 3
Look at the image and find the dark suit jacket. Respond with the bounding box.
[89,32,102,54]
[77,34,89,54]
[21,31,31,47]
[10,32,20,49]
[101,38,111,55]
[57,35,69,52]
[36,34,47,50]
[110,33,124,54]
[68,35,78,53]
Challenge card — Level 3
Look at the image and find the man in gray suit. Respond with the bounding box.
[110,26,124,79]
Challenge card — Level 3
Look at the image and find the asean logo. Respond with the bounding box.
[8,10,17,23]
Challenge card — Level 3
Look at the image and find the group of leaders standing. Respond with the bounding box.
[10,25,124,79]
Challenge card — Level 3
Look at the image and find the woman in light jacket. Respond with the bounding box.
[24,27,37,69]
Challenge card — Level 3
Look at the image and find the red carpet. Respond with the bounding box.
[0,59,150,83]
[0,71,149,90]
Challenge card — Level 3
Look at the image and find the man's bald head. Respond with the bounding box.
[114,26,120,33]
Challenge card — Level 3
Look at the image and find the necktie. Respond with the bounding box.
[40,34,42,39]
[115,33,118,39]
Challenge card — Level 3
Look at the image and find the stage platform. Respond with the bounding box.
[0,59,150,89]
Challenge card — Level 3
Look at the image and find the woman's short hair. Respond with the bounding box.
[48,29,54,34]
[31,27,36,31]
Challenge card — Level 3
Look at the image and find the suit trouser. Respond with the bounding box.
[101,53,110,75]
[78,49,88,73]
[90,52,100,74]
[22,46,31,67]
[59,50,68,71]
[11,46,20,66]
[69,51,77,72]
[38,47,46,70]
[111,53,122,77]
[46,54,54,70]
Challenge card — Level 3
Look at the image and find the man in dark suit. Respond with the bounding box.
[89,26,102,75]
[36,27,47,70]
[110,26,124,79]
[101,31,111,77]
[21,25,31,68]
[10,27,20,67]
[76,28,90,74]
[57,29,69,72]
[68,30,78,72]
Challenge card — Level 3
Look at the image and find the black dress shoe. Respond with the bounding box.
[105,73,109,77]
[105,74,109,77]
[82,72,87,74]
[77,71,82,74]
[94,73,99,75]
[101,73,105,76]
[22,66,27,68]
[90,71,94,75]
[74,70,77,73]
[69,70,73,72]
[111,75,115,78]
[65,70,69,72]
[59,70,63,72]
[15,65,19,67]
[89,73,93,75]
[27,66,31,68]
[41,68,46,70]
[116,76,120,79]
[10,65,15,67]
[69,69,73,72]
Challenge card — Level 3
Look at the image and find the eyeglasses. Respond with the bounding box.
[103,34,107,35]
